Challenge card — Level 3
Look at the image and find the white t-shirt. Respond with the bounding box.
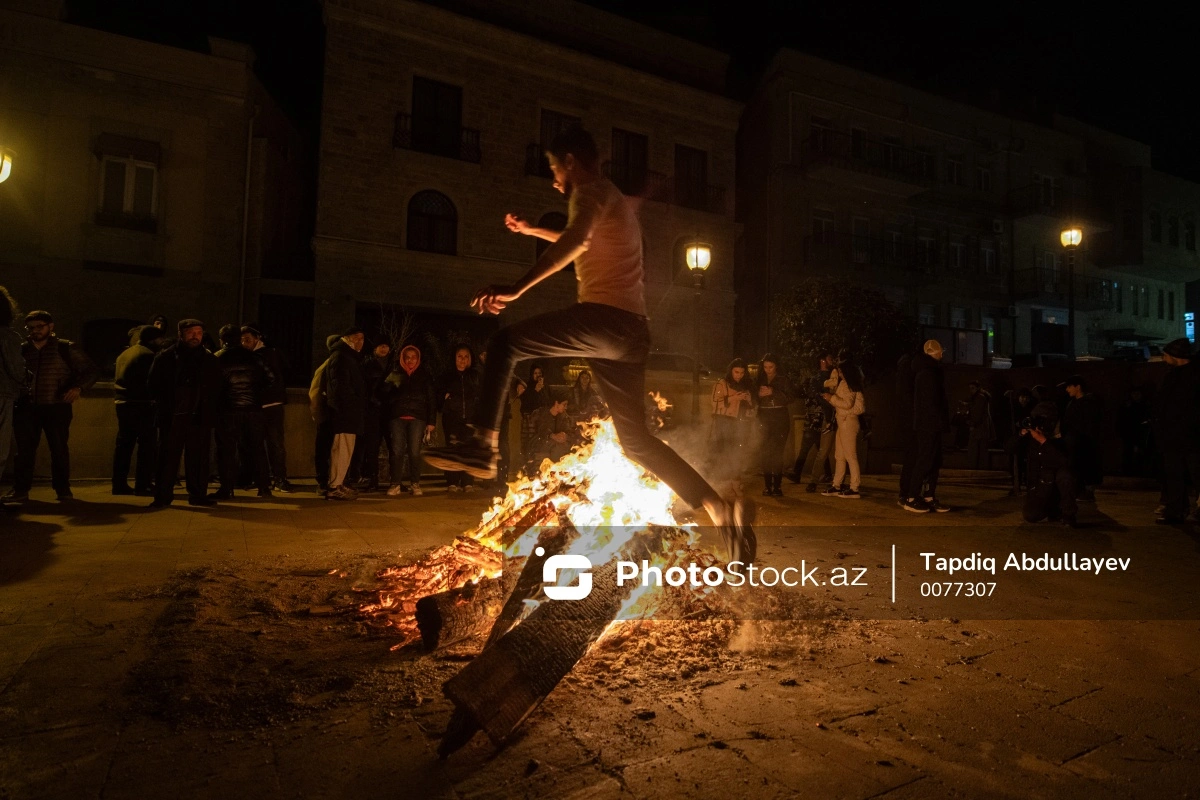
[567,178,647,317]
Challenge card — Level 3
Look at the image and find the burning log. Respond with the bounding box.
[414,575,512,654]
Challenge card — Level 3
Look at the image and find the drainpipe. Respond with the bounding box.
[238,103,261,324]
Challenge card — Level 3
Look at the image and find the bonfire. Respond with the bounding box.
[357,418,729,755]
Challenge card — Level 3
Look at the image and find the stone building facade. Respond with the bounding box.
[0,2,306,377]
[313,0,742,378]
[737,50,1196,361]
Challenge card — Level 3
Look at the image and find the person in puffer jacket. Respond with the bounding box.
[212,324,275,499]
[382,344,436,495]
[0,286,26,507]
[821,352,866,499]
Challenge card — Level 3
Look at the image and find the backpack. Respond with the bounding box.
[309,357,331,422]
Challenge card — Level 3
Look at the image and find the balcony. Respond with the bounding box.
[802,233,936,284]
[601,160,670,200]
[674,181,727,215]
[1012,267,1113,311]
[798,131,934,197]
[392,113,481,163]
[1008,184,1111,230]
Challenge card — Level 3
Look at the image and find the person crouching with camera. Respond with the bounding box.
[1021,401,1079,528]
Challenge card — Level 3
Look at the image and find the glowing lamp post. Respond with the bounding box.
[686,243,711,416]
[1061,227,1082,360]
[0,149,12,184]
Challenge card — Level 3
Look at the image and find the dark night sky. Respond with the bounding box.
[64,1,1196,180]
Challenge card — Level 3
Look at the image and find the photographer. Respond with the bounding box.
[1021,401,1079,527]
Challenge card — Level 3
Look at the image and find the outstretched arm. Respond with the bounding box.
[505,213,561,243]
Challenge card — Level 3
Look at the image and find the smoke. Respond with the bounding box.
[659,418,765,489]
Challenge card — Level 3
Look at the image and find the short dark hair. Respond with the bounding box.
[25,310,53,325]
[546,126,599,171]
[218,324,239,346]
[240,323,263,339]
[1065,374,1086,389]
[343,325,363,337]
[0,286,18,327]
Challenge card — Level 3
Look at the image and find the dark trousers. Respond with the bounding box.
[349,407,384,485]
[315,419,334,489]
[794,426,834,483]
[758,407,791,489]
[155,415,212,504]
[905,432,943,500]
[263,404,288,483]
[1161,450,1200,520]
[113,402,157,491]
[1023,469,1079,522]
[443,415,473,487]
[475,303,714,509]
[388,417,425,486]
[13,402,73,494]
[216,410,269,493]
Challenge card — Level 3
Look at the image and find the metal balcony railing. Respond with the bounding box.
[393,113,481,163]
[800,130,934,187]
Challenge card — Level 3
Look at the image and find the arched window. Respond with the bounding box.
[407,190,457,254]
[535,212,574,272]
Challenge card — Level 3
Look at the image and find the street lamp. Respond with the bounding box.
[0,149,12,184]
[686,242,712,417]
[1060,227,1082,360]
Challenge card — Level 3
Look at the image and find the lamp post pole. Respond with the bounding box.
[686,243,712,421]
[1061,227,1082,361]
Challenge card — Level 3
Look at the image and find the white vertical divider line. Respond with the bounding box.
[892,544,896,604]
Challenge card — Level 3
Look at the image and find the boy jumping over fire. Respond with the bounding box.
[424,127,756,564]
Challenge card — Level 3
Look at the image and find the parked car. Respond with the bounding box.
[1108,344,1162,362]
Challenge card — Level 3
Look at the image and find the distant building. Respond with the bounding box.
[314,0,742,376]
[0,2,307,378]
[737,49,1196,360]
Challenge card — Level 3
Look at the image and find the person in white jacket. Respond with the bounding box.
[821,352,866,498]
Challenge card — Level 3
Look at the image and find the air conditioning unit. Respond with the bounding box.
[992,219,1005,234]
[1006,305,1019,317]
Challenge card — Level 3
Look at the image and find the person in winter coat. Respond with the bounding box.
[755,354,794,496]
[900,339,951,513]
[383,344,436,496]
[569,368,606,421]
[437,344,480,491]
[789,352,836,491]
[348,339,392,492]
[1062,375,1103,501]
[324,327,366,500]
[211,324,275,499]
[0,287,26,508]
[6,310,99,505]
[965,381,995,470]
[240,324,294,493]
[821,352,865,498]
[710,358,755,469]
[519,363,550,461]
[311,334,341,493]
[146,319,222,508]
[112,325,159,496]
[1021,401,1078,527]
[1153,338,1200,524]
[526,392,579,468]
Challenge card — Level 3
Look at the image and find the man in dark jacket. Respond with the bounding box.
[312,334,341,493]
[240,324,294,493]
[382,344,436,495]
[146,319,222,508]
[5,310,98,504]
[526,392,578,469]
[348,338,392,492]
[325,327,366,500]
[437,344,480,492]
[1153,338,1200,524]
[112,325,159,495]
[1021,402,1078,527]
[965,381,994,470]
[900,339,950,513]
[213,324,275,500]
[1062,375,1103,501]
[789,352,836,492]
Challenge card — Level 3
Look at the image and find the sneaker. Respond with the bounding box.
[208,489,234,501]
[188,497,217,507]
[56,491,74,502]
[257,489,274,498]
[275,481,296,494]
[410,484,423,497]
[424,441,499,480]
[447,484,462,493]
[899,497,930,514]
[147,499,171,509]
[386,484,404,497]
[838,488,861,499]
[707,498,758,565]
[785,472,802,484]
[821,486,843,497]
[923,497,950,513]
[325,485,357,501]
[2,491,28,506]
[805,483,817,493]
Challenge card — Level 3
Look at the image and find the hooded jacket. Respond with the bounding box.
[383,345,435,422]
[911,352,949,434]
[215,343,275,411]
[114,325,160,404]
[437,359,479,431]
[326,337,367,435]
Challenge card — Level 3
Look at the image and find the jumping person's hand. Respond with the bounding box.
[504,213,531,235]
[471,285,520,316]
